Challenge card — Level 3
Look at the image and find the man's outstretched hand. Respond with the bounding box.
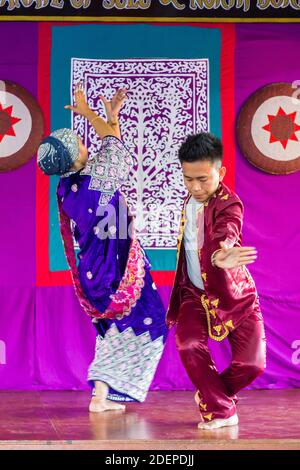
[213,241,257,269]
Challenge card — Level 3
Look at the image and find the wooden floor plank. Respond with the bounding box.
[0,390,299,449]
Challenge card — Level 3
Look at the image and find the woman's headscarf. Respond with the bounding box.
[37,128,79,176]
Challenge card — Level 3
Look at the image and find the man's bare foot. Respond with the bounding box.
[198,413,239,430]
[89,397,126,413]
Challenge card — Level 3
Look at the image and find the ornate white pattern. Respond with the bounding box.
[71,58,210,248]
[88,324,164,402]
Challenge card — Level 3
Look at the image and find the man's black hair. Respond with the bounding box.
[178,132,223,166]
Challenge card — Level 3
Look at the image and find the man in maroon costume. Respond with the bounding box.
[167,133,266,430]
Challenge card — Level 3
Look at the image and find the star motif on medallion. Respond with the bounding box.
[262,106,300,150]
[0,102,21,143]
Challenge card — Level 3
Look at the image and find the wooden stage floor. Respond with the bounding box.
[0,390,299,450]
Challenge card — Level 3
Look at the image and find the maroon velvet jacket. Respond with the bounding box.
[166,181,260,341]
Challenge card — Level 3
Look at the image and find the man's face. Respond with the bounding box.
[181,159,226,203]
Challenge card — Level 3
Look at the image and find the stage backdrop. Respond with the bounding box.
[0,22,300,391]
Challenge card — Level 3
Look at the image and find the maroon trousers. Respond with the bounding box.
[175,282,266,422]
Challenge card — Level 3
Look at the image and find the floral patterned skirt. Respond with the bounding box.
[88,270,167,402]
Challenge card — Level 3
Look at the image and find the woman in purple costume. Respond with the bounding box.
[37,86,167,412]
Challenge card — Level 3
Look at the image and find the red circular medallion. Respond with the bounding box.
[236,83,300,174]
[0,80,44,172]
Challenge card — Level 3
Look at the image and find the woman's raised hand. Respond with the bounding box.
[99,88,127,123]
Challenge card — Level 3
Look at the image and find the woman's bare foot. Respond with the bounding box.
[198,413,239,430]
[89,397,126,413]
